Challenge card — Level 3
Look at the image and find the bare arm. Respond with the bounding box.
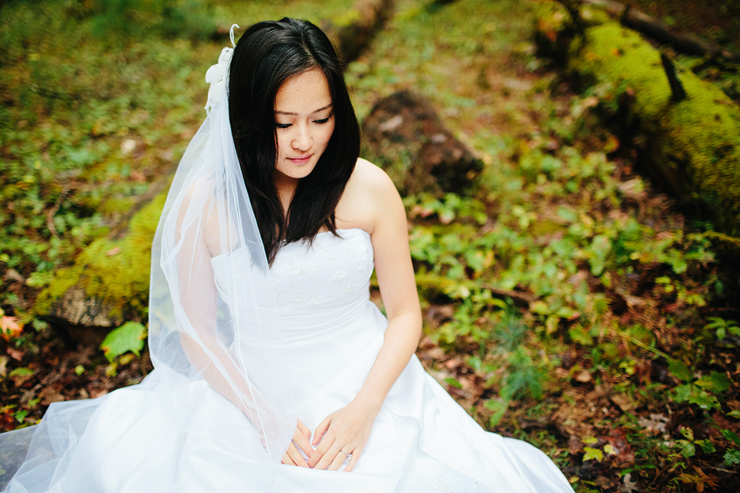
[309,161,422,471]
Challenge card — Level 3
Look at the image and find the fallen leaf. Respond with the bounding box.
[8,367,33,386]
[6,346,25,361]
[39,386,65,406]
[610,393,636,412]
[120,138,137,155]
[568,434,583,454]
[131,170,146,182]
[583,446,603,462]
[3,269,25,283]
[638,413,668,434]
[622,473,638,493]
[574,370,592,383]
[106,247,122,257]
[1,316,23,341]
[0,355,8,377]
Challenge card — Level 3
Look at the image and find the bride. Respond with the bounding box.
[2,18,573,492]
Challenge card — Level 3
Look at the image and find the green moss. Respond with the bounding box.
[535,3,740,237]
[35,190,167,323]
[330,8,363,28]
[415,272,460,301]
[571,23,740,235]
[99,196,138,216]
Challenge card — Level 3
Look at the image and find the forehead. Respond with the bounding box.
[274,69,332,113]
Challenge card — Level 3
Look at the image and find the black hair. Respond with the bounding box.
[228,18,360,264]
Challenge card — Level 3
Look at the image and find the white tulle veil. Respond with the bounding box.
[1,26,296,491]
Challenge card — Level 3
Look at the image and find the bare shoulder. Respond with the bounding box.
[349,158,396,193]
[336,158,402,233]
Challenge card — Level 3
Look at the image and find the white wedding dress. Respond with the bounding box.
[4,228,572,492]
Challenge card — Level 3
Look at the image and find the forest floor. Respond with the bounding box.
[1,0,739,491]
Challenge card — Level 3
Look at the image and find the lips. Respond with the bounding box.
[288,154,313,165]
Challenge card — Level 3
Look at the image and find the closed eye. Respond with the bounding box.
[314,112,333,124]
[275,123,292,129]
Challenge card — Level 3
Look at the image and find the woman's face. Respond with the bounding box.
[273,68,335,187]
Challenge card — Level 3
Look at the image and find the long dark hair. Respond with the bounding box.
[228,18,361,264]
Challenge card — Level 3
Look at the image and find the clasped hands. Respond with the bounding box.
[281,401,376,472]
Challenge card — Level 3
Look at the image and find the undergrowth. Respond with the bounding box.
[1,0,738,491]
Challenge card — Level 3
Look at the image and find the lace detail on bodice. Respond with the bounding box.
[210,228,374,314]
[270,229,373,308]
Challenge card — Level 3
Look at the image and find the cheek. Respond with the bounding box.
[321,123,336,147]
[275,134,289,155]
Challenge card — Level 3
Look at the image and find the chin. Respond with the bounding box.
[276,161,318,182]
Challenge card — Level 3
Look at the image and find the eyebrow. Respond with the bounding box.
[275,104,333,116]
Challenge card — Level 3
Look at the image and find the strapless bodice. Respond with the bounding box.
[210,228,374,328]
[209,228,384,408]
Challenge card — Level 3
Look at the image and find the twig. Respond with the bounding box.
[585,0,740,62]
[660,52,688,101]
[480,283,535,308]
[46,186,71,238]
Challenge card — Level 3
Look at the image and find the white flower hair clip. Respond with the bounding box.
[205,24,239,113]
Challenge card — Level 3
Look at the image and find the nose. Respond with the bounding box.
[291,124,312,152]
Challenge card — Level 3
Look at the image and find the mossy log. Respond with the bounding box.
[323,0,394,64]
[584,0,740,62]
[535,1,740,238]
[35,192,166,331]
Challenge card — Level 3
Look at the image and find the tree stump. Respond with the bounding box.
[362,90,481,197]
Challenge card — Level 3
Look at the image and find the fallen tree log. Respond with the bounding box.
[584,0,740,62]
[535,1,740,242]
[323,0,394,64]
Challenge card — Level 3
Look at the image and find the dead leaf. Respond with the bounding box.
[0,355,8,377]
[6,346,25,361]
[39,386,65,406]
[637,413,668,434]
[610,393,636,412]
[9,367,34,386]
[622,473,638,493]
[568,434,583,454]
[3,269,25,283]
[444,357,464,370]
[90,388,109,399]
[1,316,23,341]
[574,370,592,383]
[131,170,146,182]
[582,96,599,109]
[120,138,137,155]
[594,475,617,490]
[106,247,121,257]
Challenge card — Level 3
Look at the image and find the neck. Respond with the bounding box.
[273,172,297,215]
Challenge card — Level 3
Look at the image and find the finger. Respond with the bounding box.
[287,442,308,468]
[282,451,296,467]
[293,435,314,459]
[328,450,347,471]
[297,419,311,439]
[307,433,335,469]
[293,432,314,458]
[312,416,331,446]
[344,449,360,472]
[313,441,343,470]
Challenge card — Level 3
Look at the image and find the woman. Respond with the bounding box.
[1,19,573,492]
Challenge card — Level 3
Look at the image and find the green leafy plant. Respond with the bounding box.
[100,322,147,363]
